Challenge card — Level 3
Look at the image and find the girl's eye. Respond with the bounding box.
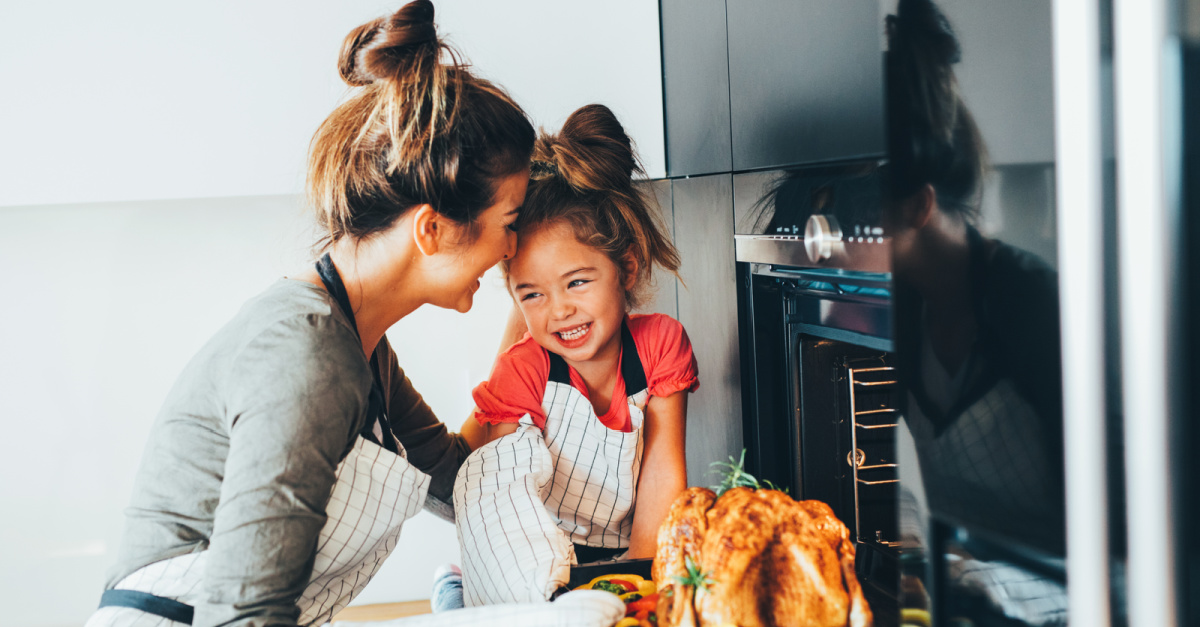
[568,279,590,288]
[520,292,542,302]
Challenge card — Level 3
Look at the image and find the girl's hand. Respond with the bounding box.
[626,390,688,558]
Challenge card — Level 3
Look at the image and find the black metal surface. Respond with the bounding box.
[726,0,886,170]
[1182,37,1200,627]
[660,0,733,177]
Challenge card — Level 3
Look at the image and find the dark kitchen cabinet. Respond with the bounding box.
[660,0,733,177]
[726,0,886,170]
[672,174,743,484]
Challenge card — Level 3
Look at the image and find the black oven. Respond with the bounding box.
[734,163,901,626]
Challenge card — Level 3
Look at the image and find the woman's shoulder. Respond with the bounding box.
[229,280,360,347]
[192,280,371,391]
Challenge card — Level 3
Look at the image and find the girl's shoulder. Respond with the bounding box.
[626,314,699,397]
[627,312,689,348]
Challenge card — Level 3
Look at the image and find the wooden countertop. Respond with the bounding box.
[332,600,431,623]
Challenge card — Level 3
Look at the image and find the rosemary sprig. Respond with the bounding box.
[671,554,715,593]
[708,450,789,496]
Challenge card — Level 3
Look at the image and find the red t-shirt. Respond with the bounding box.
[472,314,699,432]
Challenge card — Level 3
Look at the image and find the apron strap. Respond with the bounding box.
[98,589,194,625]
[315,253,399,454]
[617,323,648,395]
[545,321,649,396]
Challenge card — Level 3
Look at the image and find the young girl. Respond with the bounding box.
[452,104,697,605]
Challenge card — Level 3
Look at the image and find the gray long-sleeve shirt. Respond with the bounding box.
[106,279,470,627]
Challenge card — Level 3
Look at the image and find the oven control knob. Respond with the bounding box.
[804,214,843,263]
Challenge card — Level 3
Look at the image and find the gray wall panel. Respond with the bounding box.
[672,174,742,485]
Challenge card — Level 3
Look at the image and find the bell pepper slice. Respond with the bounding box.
[626,594,659,614]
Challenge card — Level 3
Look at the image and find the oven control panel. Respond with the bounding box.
[736,213,891,273]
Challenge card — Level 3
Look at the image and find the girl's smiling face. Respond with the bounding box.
[507,221,632,368]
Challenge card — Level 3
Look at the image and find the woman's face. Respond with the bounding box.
[438,171,528,313]
[507,221,630,368]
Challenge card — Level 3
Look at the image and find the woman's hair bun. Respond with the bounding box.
[892,0,961,66]
[338,0,440,86]
[538,104,640,194]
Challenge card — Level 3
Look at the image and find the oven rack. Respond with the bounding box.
[847,366,900,548]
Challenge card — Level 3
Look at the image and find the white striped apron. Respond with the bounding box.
[455,324,648,605]
[540,323,648,549]
[85,436,430,627]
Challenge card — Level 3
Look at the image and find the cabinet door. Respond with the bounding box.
[673,174,743,484]
[661,0,734,177]
[726,0,885,170]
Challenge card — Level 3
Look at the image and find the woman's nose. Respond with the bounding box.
[502,230,517,261]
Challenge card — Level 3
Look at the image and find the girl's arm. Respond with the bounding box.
[626,390,689,558]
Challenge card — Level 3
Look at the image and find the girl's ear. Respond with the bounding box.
[411,204,441,256]
[620,254,640,291]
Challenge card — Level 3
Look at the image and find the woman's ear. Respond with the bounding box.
[411,204,441,256]
[897,184,937,231]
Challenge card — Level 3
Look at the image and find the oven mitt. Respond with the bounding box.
[452,422,575,605]
[327,590,624,627]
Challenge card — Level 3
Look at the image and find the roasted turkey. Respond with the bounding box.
[653,487,872,627]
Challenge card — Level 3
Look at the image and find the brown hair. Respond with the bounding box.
[511,104,680,309]
[308,0,535,247]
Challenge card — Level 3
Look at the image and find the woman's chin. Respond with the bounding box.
[451,294,474,313]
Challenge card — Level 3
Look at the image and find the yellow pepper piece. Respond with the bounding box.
[587,573,644,585]
[614,618,641,627]
[573,573,646,591]
[901,608,932,627]
[636,580,658,597]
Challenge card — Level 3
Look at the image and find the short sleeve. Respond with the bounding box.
[630,314,700,398]
[472,335,550,429]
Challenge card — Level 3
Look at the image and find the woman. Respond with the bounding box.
[85,2,535,626]
[885,0,1065,554]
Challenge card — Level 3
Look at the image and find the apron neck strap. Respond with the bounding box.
[316,253,360,339]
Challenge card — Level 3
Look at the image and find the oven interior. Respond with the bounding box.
[739,265,900,625]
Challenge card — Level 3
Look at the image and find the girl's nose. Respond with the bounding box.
[550,294,575,320]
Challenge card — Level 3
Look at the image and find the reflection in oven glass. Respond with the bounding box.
[883,0,1067,624]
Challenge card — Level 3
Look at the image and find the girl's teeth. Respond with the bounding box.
[559,324,588,340]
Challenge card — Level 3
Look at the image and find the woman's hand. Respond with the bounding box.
[625,390,688,558]
[461,411,519,450]
[498,303,529,353]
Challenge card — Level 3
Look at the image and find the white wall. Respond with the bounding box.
[0,0,664,208]
[0,2,664,625]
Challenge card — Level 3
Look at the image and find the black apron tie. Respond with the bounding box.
[97,589,194,625]
[315,253,399,453]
